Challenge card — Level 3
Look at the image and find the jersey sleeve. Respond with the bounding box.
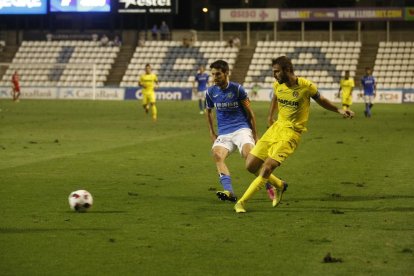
[350,79,355,87]
[205,88,214,109]
[238,85,248,100]
[300,78,318,98]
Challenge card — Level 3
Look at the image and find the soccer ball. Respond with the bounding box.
[68,190,93,212]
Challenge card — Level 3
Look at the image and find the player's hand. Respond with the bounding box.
[210,134,218,143]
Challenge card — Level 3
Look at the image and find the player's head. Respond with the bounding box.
[272,56,294,84]
[210,60,229,87]
[199,65,205,73]
[145,64,152,74]
[344,70,350,79]
[365,67,372,75]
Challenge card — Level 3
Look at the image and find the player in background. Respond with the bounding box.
[11,71,21,102]
[139,64,158,121]
[338,70,354,111]
[206,60,280,203]
[234,56,354,213]
[360,67,376,118]
[193,65,209,114]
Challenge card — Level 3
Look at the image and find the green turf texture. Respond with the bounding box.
[0,100,413,275]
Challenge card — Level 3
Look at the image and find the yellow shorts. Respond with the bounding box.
[342,92,352,106]
[250,122,301,164]
[142,91,156,105]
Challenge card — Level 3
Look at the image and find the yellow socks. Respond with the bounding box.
[238,176,267,203]
[268,174,284,190]
[151,105,157,120]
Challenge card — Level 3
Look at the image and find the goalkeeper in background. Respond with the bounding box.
[139,64,158,121]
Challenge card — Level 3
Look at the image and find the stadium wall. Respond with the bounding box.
[0,86,413,104]
[2,30,414,47]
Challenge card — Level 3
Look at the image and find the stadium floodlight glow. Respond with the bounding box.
[202,7,208,13]
[0,0,47,14]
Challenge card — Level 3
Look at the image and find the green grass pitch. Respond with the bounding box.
[0,99,413,275]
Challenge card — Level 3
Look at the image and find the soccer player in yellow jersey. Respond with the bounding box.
[338,70,354,111]
[234,56,354,213]
[139,64,158,121]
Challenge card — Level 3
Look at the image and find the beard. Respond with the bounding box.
[277,75,289,84]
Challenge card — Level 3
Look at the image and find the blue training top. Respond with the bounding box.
[195,73,209,91]
[206,81,251,135]
[361,75,376,95]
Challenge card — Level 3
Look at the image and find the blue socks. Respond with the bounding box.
[219,174,233,193]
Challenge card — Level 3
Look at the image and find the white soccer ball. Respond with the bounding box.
[68,190,93,212]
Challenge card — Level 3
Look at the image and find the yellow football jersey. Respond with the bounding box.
[340,78,354,95]
[139,73,158,93]
[272,77,318,132]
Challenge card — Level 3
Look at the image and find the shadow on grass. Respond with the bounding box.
[292,194,414,202]
[62,211,127,214]
[0,227,117,234]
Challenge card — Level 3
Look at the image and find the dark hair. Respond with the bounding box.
[210,60,229,73]
[272,56,294,73]
[145,63,151,67]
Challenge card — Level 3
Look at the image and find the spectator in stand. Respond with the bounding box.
[92,33,99,42]
[151,25,158,40]
[182,37,191,48]
[100,34,109,46]
[113,35,122,47]
[11,71,21,102]
[232,36,241,48]
[160,21,170,41]
[227,36,234,48]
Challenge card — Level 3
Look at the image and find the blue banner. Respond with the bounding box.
[402,89,414,103]
[0,0,47,14]
[125,87,192,101]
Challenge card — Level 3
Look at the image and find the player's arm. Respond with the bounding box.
[267,94,278,127]
[206,108,217,142]
[154,76,159,89]
[241,99,258,142]
[313,92,354,118]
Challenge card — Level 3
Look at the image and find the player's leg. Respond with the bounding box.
[12,88,16,101]
[363,95,370,117]
[236,130,299,212]
[142,94,149,114]
[368,96,374,117]
[235,157,280,213]
[212,145,237,202]
[197,91,204,114]
[241,143,276,200]
[149,92,157,121]
[16,91,21,101]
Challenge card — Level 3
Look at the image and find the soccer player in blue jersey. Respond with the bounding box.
[206,60,282,202]
[360,67,376,117]
[193,66,209,114]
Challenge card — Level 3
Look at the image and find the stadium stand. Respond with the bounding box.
[0,40,119,87]
[0,40,5,52]
[243,41,361,89]
[374,41,414,89]
[120,40,238,87]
